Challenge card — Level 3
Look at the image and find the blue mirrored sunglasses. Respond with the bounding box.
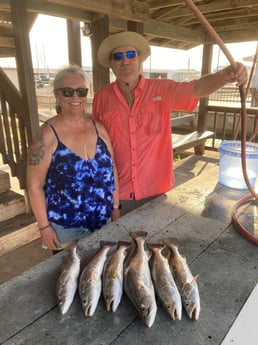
[55,87,89,97]
[112,50,138,61]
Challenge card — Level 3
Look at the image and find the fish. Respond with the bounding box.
[147,242,182,320]
[102,241,132,312]
[163,238,201,320]
[123,231,157,328]
[56,242,80,315]
[79,240,115,316]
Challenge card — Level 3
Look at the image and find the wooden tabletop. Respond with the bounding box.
[1,154,257,345]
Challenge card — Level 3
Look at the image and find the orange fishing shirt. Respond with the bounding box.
[93,76,199,200]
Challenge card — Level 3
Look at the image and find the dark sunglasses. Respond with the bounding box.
[111,50,138,61]
[55,87,89,97]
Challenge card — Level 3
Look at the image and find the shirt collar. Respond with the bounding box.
[114,74,146,93]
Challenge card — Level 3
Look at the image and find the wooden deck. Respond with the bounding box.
[1,151,258,345]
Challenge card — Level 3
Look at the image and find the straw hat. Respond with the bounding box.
[97,31,151,68]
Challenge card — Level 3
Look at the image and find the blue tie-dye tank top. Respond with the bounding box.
[44,118,115,230]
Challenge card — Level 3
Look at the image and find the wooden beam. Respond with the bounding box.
[45,0,149,22]
[144,19,205,44]
[108,16,205,45]
[0,36,14,47]
[26,0,98,22]
[0,46,15,56]
[159,0,258,18]
[148,1,181,11]
[127,21,143,34]
[219,28,258,44]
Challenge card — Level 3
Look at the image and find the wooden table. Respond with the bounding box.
[1,155,257,345]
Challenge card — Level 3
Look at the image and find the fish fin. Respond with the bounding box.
[60,239,78,251]
[146,242,165,252]
[100,240,116,248]
[129,230,148,241]
[117,241,132,249]
[164,250,170,261]
[67,239,78,248]
[163,237,179,248]
[182,274,199,290]
[70,244,81,260]
[192,274,200,283]
[161,244,170,258]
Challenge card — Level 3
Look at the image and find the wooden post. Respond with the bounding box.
[91,16,110,93]
[195,40,213,155]
[67,19,82,67]
[198,41,213,131]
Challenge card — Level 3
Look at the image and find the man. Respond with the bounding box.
[93,31,248,214]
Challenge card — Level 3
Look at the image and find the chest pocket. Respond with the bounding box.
[99,111,122,140]
[140,101,165,136]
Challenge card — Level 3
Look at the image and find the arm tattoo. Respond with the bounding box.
[28,133,46,166]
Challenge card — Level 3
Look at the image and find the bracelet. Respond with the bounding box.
[39,223,51,231]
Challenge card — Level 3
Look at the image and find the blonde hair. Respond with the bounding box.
[53,64,87,90]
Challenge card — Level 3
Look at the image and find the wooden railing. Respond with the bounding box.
[205,105,258,148]
[0,69,27,189]
[208,87,257,107]
[172,105,258,153]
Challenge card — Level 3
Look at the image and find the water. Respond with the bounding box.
[219,167,257,190]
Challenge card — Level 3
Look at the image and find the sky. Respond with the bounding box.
[0,14,257,72]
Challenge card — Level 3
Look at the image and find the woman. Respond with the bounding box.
[27,65,120,251]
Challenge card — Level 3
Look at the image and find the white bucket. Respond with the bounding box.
[218,141,258,190]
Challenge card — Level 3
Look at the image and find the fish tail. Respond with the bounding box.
[129,230,148,241]
[163,237,179,251]
[69,245,80,261]
[146,242,165,252]
[117,240,132,248]
[163,237,178,247]
[100,240,116,248]
[60,239,78,250]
